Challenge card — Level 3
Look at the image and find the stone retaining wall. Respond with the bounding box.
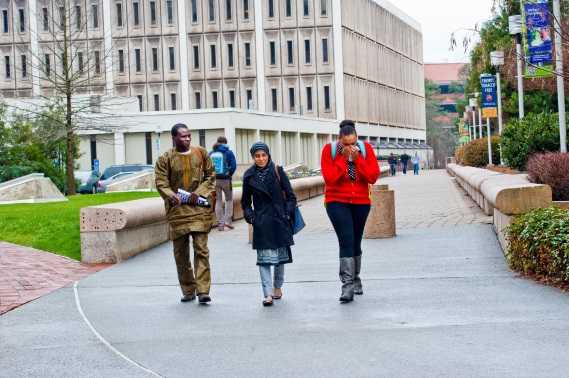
[447,164,552,251]
[0,174,66,204]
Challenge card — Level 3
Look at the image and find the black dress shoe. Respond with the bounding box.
[181,294,196,302]
[198,294,211,304]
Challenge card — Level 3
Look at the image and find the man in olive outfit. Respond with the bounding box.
[155,124,216,304]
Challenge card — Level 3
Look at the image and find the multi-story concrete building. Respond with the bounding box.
[0,0,427,170]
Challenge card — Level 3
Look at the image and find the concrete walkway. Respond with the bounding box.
[2,170,569,377]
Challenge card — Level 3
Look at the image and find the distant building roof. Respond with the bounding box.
[424,63,467,84]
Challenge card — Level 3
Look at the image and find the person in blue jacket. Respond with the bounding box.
[210,136,237,231]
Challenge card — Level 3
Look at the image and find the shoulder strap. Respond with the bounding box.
[330,142,337,160]
[274,164,281,183]
[357,141,367,158]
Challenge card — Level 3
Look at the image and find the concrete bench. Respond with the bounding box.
[447,164,552,251]
[80,176,325,263]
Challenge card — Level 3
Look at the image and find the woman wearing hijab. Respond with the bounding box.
[241,142,297,306]
[321,120,380,303]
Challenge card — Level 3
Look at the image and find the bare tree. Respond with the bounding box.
[6,0,135,194]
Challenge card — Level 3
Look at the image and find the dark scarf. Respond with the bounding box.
[255,161,274,184]
[336,143,356,181]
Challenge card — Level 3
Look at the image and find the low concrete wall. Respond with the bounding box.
[447,164,553,252]
[81,176,326,263]
[0,173,67,205]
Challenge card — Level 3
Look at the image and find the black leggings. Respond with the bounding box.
[326,202,371,258]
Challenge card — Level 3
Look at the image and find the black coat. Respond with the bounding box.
[241,163,297,251]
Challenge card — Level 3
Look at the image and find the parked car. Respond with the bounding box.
[76,170,101,194]
[95,164,153,193]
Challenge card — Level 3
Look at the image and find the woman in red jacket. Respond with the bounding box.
[321,120,380,303]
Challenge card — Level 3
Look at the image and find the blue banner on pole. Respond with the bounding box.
[480,74,498,118]
[522,0,553,77]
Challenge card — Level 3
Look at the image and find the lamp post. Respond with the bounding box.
[553,0,567,153]
[491,51,505,165]
[469,98,478,139]
[509,15,525,119]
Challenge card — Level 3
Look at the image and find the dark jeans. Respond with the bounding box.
[402,162,408,174]
[389,164,396,176]
[326,202,371,258]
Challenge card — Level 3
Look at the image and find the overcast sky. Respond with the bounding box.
[393,0,496,63]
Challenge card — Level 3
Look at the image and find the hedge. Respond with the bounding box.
[454,136,501,167]
[507,207,569,282]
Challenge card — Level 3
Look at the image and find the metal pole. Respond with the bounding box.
[553,0,567,153]
[516,34,525,118]
[487,118,493,166]
[478,106,483,138]
[496,71,504,164]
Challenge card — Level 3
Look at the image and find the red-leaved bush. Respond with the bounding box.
[527,152,569,201]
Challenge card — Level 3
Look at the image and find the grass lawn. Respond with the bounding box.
[0,192,160,261]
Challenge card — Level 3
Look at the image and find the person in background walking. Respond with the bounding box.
[155,124,216,304]
[388,153,397,176]
[321,120,380,303]
[400,153,410,175]
[241,142,297,307]
[412,153,421,175]
[209,137,237,231]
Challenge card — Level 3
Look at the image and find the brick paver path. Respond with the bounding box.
[0,242,108,314]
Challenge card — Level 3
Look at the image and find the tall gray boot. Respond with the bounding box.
[339,257,355,303]
[354,255,363,295]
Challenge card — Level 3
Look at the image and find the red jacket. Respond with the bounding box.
[321,142,380,205]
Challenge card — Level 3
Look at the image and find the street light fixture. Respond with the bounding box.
[509,15,525,119]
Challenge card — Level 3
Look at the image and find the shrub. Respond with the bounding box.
[507,207,569,282]
[527,152,569,201]
[501,112,560,171]
[454,136,500,167]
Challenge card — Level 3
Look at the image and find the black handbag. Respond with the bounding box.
[274,165,305,235]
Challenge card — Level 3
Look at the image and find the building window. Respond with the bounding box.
[244,42,251,66]
[116,3,123,26]
[152,48,158,71]
[287,40,293,65]
[322,38,329,63]
[288,87,295,111]
[154,95,160,111]
[4,56,10,79]
[78,52,84,73]
[150,1,157,24]
[118,49,125,72]
[42,8,49,31]
[154,94,160,110]
[59,6,65,28]
[228,43,234,67]
[1,10,7,33]
[193,45,200,69]
[133,2,140,25]
[269,41,276,65]
[195,92,201,108]
[229,89,235,107]
[199,129,206,147]
[169,47,175,70]
[212,91,219,108]
[303,0,309,16]
[306,86,313,111]
[246,89,253,109]
[271,88,278,112]
[135,48,141,72]
[75,6,82,30]
[21,55,26,78]
[243,0,249,19]
[210,45,217,68]
[324,85,330,111]
[285,0,292,17]
[208,0,215,22]
[226,0,232,20]
[167,0,173,24]
[171,93,177,110]
[92,5,99,28]
[268,0,274,18]
[145,132,152,163]
[321,0,327,15]
[191,0,198,22]
[304,39,311,64]
[94,51,101,74]
[18,9,25,32]
[44,54,51,76]
[137,95,143,111]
